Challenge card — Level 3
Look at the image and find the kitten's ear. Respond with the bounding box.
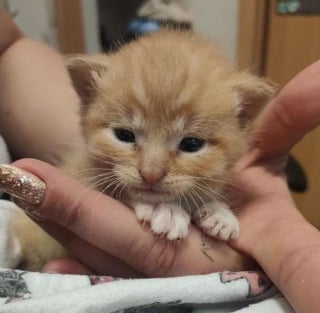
[65,55,108,110]
[232,72,276,127]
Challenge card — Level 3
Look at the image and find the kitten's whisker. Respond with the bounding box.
[189,187,207,207]
[88,156,118,167]
[180,191,192,215]
[110,181,121,198]
[184,189,200,214]
[92,179,121,203]
[117,182,128,200]
[79,174,119,189]
[192,180,233,205]
[86,178,117,192]
[182,175,235,188]
[83,173,119,189]
[82,173,118,184]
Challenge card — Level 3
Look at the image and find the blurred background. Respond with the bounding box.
[1,0,320,227]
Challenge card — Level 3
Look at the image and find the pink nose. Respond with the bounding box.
[139,169,165,185]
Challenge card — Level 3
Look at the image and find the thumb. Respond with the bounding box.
[254,59,320,161]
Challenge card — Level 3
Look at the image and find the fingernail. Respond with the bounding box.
[0,164,46,205]
[13,198,46,221]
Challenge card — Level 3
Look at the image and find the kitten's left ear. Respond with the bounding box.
[65,55,108,111]
[231,72,276,127]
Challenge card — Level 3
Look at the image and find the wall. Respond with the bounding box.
[0,0,239,59]
[81,0,101,53]
[188,0,239,62]
[0,0,58,48]
[80,0,240,59]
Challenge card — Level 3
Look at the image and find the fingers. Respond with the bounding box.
[2,159,247,276]
[254,59,320,161]
[9,159,158,274]
[42,258,95,275]
[39,220,140,277]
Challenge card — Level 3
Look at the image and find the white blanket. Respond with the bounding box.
[0,267,294,313]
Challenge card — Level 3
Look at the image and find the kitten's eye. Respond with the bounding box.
[113,128,135,143]
[179,137,205,152]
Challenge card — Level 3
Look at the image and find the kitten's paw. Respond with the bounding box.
[151,203,190,241]
[132,202,154,222]
[195,201,240,241]
[0,201,22,268]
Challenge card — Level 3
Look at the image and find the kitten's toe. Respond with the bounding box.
[198,208,240,241]
[133,202,154,222]
[0,201,22,268]
[151,204,190,240]
[166,208,190,241]
[150,206,172,235]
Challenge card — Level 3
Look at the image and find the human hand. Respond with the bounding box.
[5,59,320,278]
[5,159,248,277]
[230,59,320,276]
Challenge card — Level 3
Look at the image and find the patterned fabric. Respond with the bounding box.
[0,268,294,313]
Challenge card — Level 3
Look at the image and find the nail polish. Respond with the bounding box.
[0,164,46,205]
[13,198,46,221]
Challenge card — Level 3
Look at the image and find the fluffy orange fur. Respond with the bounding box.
[66,30,273,206]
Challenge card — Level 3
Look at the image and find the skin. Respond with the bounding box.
[2,9,320,312]
[0,10,83,163]
[0,10,22,54]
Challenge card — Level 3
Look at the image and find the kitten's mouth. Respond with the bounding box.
[133,186,166,194]
[129,186,175,202]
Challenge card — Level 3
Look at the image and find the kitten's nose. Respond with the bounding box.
[139,169,166,186]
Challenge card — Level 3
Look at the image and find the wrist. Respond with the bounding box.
[252,213,320,284]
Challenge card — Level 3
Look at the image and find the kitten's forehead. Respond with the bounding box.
[132,113,145,129]
[131,112,186,133]
[101,31,239,131]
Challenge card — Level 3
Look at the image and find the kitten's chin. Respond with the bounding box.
[127,188,176,203]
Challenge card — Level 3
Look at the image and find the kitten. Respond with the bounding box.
[2,30,273,270]
[64,30,273,241]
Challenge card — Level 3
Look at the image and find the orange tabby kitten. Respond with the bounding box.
[2,30,273,270]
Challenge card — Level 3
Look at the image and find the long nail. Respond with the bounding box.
[0,164,46,205]
[13,198,46,221]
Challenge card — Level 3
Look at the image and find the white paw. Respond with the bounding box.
[0,200,22,268]
[195,201,240,241]
[151,203,190,241]
[132,202,154,222]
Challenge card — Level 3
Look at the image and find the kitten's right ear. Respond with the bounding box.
[65,55,108,110]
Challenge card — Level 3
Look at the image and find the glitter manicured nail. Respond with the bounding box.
[13,198,46,221]
[0,164,46,205]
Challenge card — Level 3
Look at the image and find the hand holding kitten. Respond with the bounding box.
[3,58,320,281]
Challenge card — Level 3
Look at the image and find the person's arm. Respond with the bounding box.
[0,9,22,54]
[0,9,83,163]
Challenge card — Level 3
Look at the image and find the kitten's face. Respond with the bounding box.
[67,31,273,204]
